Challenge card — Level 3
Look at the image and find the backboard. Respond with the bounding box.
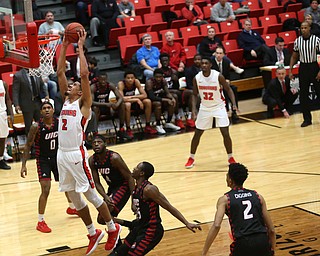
[0,0,40,68]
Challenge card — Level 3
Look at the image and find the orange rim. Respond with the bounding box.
[15,34,60,48]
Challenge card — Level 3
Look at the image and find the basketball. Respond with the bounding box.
[64,22,84,43]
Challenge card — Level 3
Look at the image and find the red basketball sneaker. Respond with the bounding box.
[185,157,195,169]
[36,221,52,233]
[228,157,236,164]
[86,229,105,256]
[66,207,79,216]
[144,125,157,134]
[186,118,195,128]
[105,223,122,251]
[175,119,185,129]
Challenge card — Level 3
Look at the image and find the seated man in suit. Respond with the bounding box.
[237,18,269,60]
[263,37,291,66]
[262,67,299,118]
[211,46,239,123]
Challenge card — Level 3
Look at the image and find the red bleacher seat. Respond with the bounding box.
[199,23,220,35]
[260,0,278,13]
[297,9,305,23]
[278,12,297,23]
[123,16,149,35]
[54,44,77,66]
[133,0,151,16]
[226,30,242,40]
[259,15,278,34]
[229,2,241,10]
[220,21,239,31]
[267,6,283,16]
[138,31,159,42]
[0,62,13,74]
[159,29,179,40]
[149,0,171,13]
[226,49,244,67]
[168,0,185,10]
[222,39,238,52]
[143,13,168,32]
[118,34,140,66]
[170,19,188,29]
[278,31,297,45]
[261,33,277,47]
[266,24,282,34]
[203,6,212,21]
[248,9,265,18]
[109,27,127,48]
[185,45,197,66]
[180,26,200,46]
[286,3,302,12]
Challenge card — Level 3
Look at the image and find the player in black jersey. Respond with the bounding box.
[91,73,131,140]
[89,135,134,223]
[20,101,78,233]
[118,71,157,137]
[202,163,276,256]
[110,161,201,255]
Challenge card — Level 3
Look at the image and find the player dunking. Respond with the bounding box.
[89,134,134,223]
[185,56,238,169]
[202,163,276,256]
[110,161,201,255]
[21,101,78,233]
[57,30,121,255]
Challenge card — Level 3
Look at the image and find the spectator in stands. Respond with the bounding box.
[305,0,320,27]
[305,14,320,37]
[118,71,157,136]
[12,69,49,135]
[118,0,136,19]
[90,0,120,48]
[161,31,186,74]
[145,69,181,134]
[237,18,269,60]
[38,11,64,37]
[88,56,100,85]
[210,0,235,23]
[136,34,161,81]
[263,37,291,66]
[74,0,92,27]
[211,46,239,123]
[159,53,185,129]
[184,54,201,126]
[66,44,89,80]
[181,0,208,26]
[91,73,131,140]
[199,27,244,74]
[263,66,299,118]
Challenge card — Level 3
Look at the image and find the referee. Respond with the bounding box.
[289,21,320,127]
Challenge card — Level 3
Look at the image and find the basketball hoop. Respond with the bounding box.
[15,34,60,77]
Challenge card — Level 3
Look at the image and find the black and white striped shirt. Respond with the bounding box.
[293,34,320,63]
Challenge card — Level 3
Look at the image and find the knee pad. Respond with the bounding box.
[83,188,103,209]
[67,190,87,211]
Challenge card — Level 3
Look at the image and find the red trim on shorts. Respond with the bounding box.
[80,145,95,189]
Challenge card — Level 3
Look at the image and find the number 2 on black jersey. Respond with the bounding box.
[242,200,253,220]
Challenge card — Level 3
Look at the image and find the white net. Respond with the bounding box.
[27,38,59,78]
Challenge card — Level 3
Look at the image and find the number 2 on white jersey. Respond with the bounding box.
[242,200,253,220]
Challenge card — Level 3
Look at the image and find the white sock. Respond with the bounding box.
[86,223,96,236]
[228,154,233,159]
[190,154,195,159]
[38,214,44,222]
[187,112,192,119]
[0,156,3,161]
[106,219,116,232]
[69,202,75,209]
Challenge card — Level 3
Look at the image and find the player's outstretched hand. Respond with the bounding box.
[186,222,202,233]
[77,29,87,46]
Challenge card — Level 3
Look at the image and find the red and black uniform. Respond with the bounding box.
[161,67,179,90]
[35,118,59,181]
[226,187,272,256]
[122,80,141,112]
[146,78,166,102]
[92,149,130,216]
[113,180,164,255]
[93,83,111,114]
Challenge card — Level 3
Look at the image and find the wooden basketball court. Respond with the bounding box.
[1,109,320,256]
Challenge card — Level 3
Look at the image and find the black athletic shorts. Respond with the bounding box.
[36,156,58,181]
[111,224,164,256]
[230,232,272,256]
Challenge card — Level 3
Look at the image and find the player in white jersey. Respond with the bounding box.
[57,30,121,256]
[0,80,14,170]
[185,56,238,169]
